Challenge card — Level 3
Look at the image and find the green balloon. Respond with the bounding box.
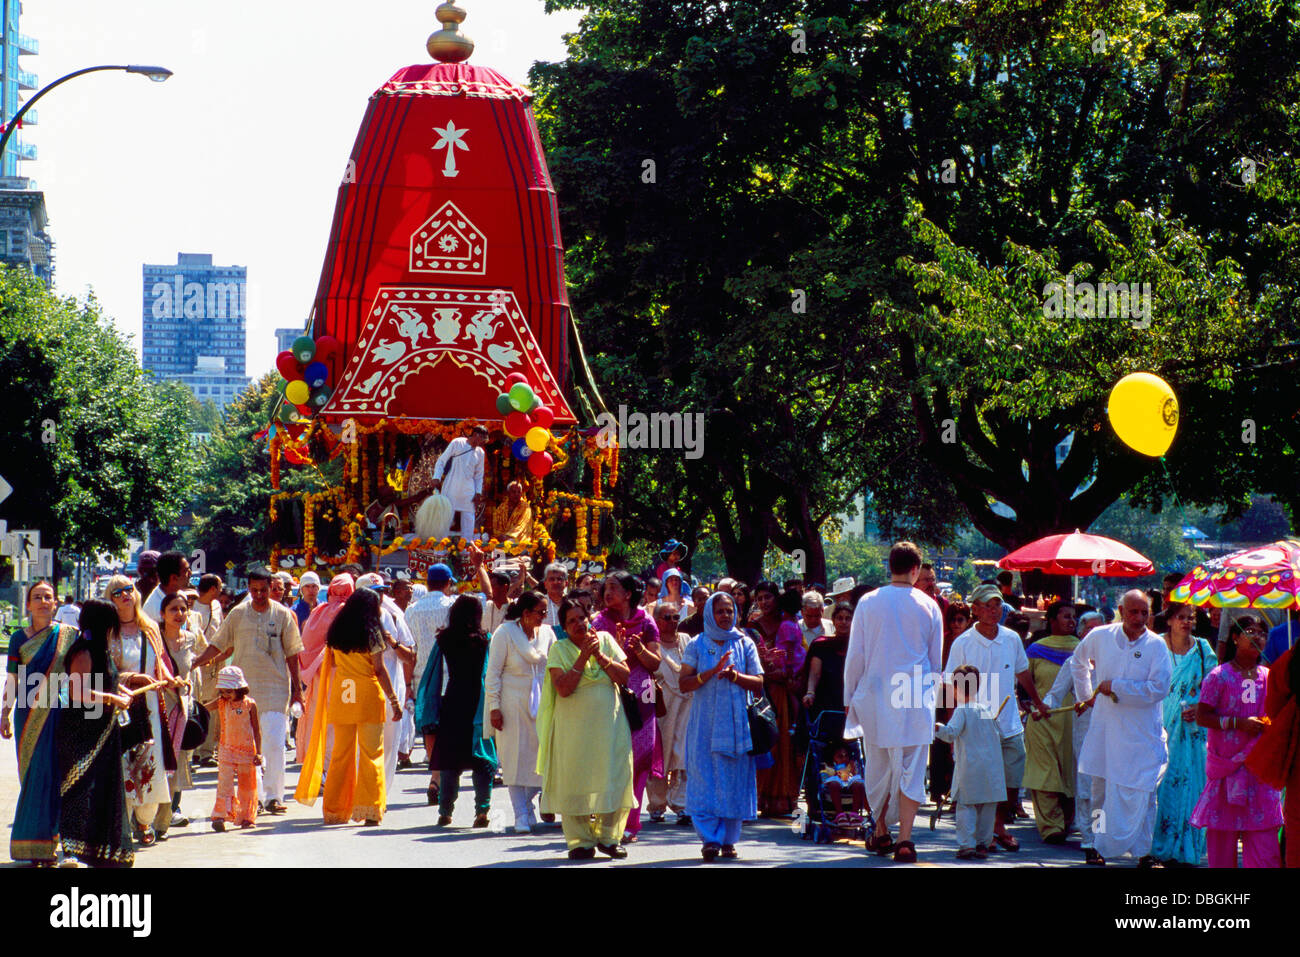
[495,393,515,415]
[508,382,536,412]
[277,404,298,423]
[292,336,316,363]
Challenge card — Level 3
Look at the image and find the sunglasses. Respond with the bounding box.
[111,588,133,599]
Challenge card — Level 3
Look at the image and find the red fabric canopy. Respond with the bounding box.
[309,62,575,423]
[997,531,1155,578]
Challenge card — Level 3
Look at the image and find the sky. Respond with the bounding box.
[19,0,583,379]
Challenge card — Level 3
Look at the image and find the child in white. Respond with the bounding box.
[934,665,1006,859]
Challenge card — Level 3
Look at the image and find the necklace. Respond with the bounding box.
[1231,658,1259,681]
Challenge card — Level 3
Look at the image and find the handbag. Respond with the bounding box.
[620,685,644,732]
[653,678,668,719]
[746,690,778,756]
[180,701,211,751]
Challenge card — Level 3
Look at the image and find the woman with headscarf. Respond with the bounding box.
[486,591,557,832]
[537,597,635,858]
[593,570,661,842]
[1,581,78,864]
[679,593,765,861]
[104,574,182,846]
[295,573,355,759]
[56,599,135,867]
[745,581,805,816]
[419,595,498,828]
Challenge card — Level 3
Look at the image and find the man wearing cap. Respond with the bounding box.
[827,577,856,605]
[135,549,161,607]
[1070,589,1172,866]
[430,426,488,537]
[271,572,296,608]
[356,573,417,796]
[843,543,943,863]
[193,568,304,814]
[405,563,460,800]
[944,583,1051,851]
[292,572,322,631]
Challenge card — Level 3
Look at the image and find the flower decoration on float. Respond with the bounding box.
[496,372,555,478]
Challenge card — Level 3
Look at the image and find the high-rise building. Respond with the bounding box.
[142,253,251,407]
[0,174,51,284]
[1,0,37,178]
[274,327,303,354]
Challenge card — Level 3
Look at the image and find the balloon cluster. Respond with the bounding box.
[497,373,554,477]
[275,335,341,423]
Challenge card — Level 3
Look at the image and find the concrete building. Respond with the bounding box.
[0,174,51,284]
[142,253,251,406]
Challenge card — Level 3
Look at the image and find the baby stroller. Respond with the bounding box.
[800,710,874,845]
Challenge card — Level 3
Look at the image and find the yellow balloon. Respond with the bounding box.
[525,426,550,453]
[1108,372,1178,456]
[285,380,310,405]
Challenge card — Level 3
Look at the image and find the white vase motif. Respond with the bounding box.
[432,308,462,344]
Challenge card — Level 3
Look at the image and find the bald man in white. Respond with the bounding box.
[1071,590,1172,866]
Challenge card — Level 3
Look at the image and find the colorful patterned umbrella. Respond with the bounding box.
[1170,540,1300,609]
[997,531,1154,577]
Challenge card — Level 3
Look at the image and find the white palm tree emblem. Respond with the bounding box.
[432,121,469,178]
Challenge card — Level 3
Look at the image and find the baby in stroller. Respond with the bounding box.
[819,746,867,825]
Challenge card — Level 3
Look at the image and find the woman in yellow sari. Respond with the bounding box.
[537,597,634,860]
[295,588,402,824]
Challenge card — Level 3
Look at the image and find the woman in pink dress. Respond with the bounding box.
[1191,615,1283,867]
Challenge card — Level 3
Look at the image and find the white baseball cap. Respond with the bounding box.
[299,572,322,587]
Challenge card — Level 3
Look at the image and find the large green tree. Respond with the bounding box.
[0,266,198,569]
[534,0,1300,579]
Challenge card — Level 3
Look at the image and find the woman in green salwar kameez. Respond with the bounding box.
[537,598,634,860]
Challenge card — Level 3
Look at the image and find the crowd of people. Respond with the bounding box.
[4,540,1298,867]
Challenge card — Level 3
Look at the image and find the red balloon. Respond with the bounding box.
[504,411,531,438]
[276,351,302,379]
[527,451,553,477]
[315,334,341,359]
[295,404,313,417]
[504,372,528,387]
[531,405,554,429]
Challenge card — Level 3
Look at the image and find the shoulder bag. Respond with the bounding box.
[746,690,778,756]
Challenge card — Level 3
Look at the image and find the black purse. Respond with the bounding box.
[181,701,210,750]
[620,685,644,732]
[746,691,778,756]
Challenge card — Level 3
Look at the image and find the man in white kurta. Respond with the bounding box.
[944,583,1050,849]
[1071,590,1172,865]
[1042,611,1105,863]
[843,544,943,858]
[430,426,488,537]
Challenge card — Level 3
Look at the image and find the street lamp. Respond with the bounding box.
[0,64,173,163]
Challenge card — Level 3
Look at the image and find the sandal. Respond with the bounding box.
[993,833,1020,852]
[136,826,156,847]
[893,840,918,863]
[956,848,977,860]
[867,832,896,855]
[1084,848,1106,866]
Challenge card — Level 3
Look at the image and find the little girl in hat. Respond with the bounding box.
[211,666,263,831]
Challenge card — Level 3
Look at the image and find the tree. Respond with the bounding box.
[533,0,1300,573]
[180,375,339,575]
[0,266,198,567]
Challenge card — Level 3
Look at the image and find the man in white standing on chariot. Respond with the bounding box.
[430,425,488,537]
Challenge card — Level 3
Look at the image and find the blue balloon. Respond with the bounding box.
[304,361,330,387]
[511,437,532,459]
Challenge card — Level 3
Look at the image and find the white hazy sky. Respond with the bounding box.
[20,0,583,378]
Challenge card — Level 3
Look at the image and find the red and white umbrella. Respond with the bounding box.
[997,530,1154,578]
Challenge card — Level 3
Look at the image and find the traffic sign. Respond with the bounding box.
[0,474,11,506]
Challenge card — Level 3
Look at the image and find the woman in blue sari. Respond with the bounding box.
[2,581,78,864]
[678,592,765,861]
[1151,601,1218,866]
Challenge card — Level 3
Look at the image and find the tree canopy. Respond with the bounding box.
[533,0,1300,579]
[0,265,199,564]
